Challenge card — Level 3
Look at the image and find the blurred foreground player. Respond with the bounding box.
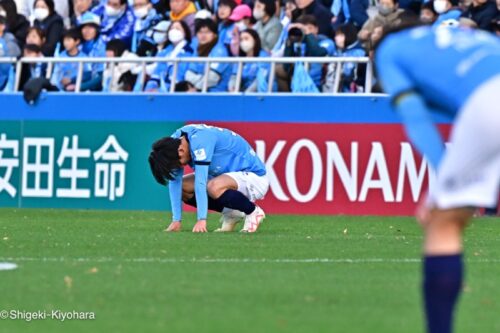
[149,124,269,233]
[375,25,500,333]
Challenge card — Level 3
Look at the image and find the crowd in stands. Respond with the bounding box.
[0,0,498,93]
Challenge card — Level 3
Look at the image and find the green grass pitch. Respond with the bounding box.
[0,208,499,333]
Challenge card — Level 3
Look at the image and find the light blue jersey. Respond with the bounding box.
[376,26,500,169]
[186,43,232,92]
[168,124,266,221]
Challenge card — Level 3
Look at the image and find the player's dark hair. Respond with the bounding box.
[149,137,182,185]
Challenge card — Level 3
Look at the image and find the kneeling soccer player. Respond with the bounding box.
[375,23,500,333]
[149,124,269,233]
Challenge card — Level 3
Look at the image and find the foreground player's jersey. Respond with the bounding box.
[171,124,266,177]
[376,27,500,115]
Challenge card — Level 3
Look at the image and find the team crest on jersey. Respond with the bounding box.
[194,148,207,161]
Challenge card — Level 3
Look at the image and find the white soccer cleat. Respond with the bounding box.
[214,210,245,232]
[241,206,266,233]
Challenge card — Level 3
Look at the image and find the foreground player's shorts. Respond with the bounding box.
[224,172,270,202]
[429,75,500,209]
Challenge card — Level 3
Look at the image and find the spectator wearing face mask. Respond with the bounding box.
[0,0,29,48]
[358,0,404,43]
[144,20,193,91]
[169,0,197,35]
[461,0,499,32]
[229,28,271,92]
[253,0,283,52]
[228,4,252,55]
[78,12,105,90]
[433,0,462,28]
[131,0,162,54]
[216,0,236,48]
[93,0,135,48]
[32,0,64,56]
[150,20,170,51]
[184,18,231,92]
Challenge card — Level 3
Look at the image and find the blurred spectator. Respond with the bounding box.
[0,15,15,90]
[433,0,462,27]
[294,0,332,35]
[14,0,29,18]
[19,43,46,89]
[184,18,231,92]
[94,0,135,47]
[216,0,236,47]
[169,0,197,34]
[329,22,365,92]
[330,0,369,30]
[79,12,106,90]
[228,4,252,55]
[358,0,404,43]
[71,0,97,27]
[461,0,498,31]
[0,6,20,56]
[297,14,336,55]
[144,20,193,91]
[25,26,46,47]
[51,28,91,91]
[174,79,196,91]
[459,16,478,27]
[150,19,170,51]
[271,0,296,56]
[276,15,327,91]
[229,28,271,92]
[420,1,438,24]
[132,0,162,55]
[32,0,64,56]
[0,0,29,47]
[253,0,282,51]
[190,9,213,48]
[492,17,499,36]
[103,38,140,91]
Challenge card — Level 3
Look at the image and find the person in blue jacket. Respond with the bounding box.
[229,28,271,92]
[375,23,500,333]
[50,28,91,91]
[78,12,106,91]
[184,19,231,92]
[144,20,194,92]
[334,22,366,92]
[93,0,135,48]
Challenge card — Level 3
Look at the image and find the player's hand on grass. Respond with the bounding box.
[192,220,207,233]
[165,221,182,232]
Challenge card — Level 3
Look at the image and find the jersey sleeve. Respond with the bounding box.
[168,168,184,222]
[375,38,415,99]
[190,131,217,221]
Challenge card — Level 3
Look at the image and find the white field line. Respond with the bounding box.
[0,257,500,264]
